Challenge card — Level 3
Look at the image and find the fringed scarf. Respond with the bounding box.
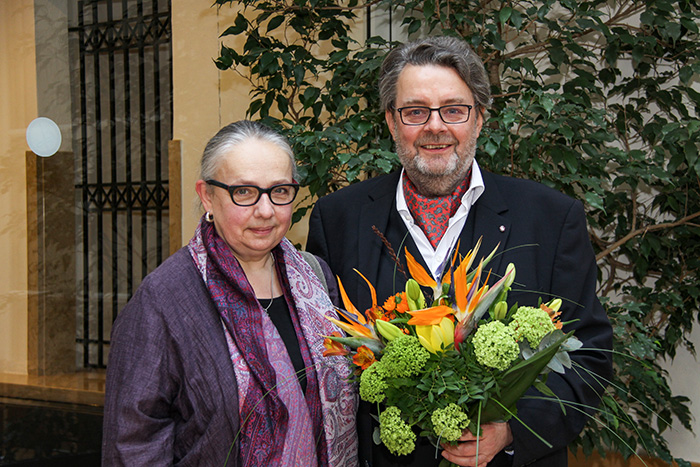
[188,217,358,466]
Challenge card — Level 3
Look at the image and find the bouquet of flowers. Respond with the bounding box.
[323,239,582,464]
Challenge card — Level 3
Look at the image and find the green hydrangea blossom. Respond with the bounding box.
[509,306,556,347]
[359,361,387,403]
[472,321,519,371]
[381,335,431,378]
[379,406,416,456]
[432,403,470,442]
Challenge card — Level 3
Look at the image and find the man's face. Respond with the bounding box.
[386,64,483,196]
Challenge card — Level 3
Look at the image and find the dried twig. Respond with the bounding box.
[372,225,408,281]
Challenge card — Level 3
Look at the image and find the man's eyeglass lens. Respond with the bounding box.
[206,180,299,206]
[397,104,474,125]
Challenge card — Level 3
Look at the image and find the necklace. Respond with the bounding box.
[262,252,275,312]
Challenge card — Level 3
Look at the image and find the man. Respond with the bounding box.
[306,35,613,467]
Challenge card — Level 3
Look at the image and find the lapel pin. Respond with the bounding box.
[499,225,506,232]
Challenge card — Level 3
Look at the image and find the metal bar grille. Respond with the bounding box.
[69,0,172,369]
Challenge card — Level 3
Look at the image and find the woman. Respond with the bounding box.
[102,121,358,466]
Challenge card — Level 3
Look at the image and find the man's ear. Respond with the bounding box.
[475,107,485,136]
[385,108,397,140]
[195,179,213,213]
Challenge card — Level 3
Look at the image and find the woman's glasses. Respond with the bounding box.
[206,180,300,206]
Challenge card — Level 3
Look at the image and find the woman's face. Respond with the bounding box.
[196,137,294,264]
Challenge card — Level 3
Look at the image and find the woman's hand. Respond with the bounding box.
[440,422,513,467]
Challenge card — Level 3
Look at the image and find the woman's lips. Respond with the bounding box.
[250,226,275,235]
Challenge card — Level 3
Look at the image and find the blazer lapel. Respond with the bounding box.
[461,170,511,276]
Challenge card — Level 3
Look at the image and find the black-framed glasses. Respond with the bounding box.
[395,104,477,125]
[206,180,300,206]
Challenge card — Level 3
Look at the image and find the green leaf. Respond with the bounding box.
[266,15,285,33]
[663,22,682,42]
[499,7,512,25]
[679,66,694,84]
[407,19,422,35]
[631,45,645,65]
[584,192,605,212]
[474,332,572,423]
[220,13,248,36]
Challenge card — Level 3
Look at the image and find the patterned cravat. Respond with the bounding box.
[403,170,472,248]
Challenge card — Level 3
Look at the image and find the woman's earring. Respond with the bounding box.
[205,211,214,222]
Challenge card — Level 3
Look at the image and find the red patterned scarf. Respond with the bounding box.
[403,170,472,248]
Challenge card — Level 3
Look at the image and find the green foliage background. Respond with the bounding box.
[214,0,700,464]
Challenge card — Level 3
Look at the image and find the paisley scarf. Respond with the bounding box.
[188,218,358,466]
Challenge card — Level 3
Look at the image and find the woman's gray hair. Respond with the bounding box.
[199,120,298,182]
[378,36,492,112]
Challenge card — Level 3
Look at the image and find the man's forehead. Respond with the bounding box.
[395,64,474,105]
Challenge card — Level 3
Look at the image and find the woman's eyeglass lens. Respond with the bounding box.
[206,180,299,206]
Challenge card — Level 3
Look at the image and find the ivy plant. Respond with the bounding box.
[213,0,699,464]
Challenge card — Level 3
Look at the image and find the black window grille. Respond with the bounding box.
[68,0,173,368]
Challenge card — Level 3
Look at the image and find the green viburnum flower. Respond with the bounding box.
[509,306,556,347]
[432,403,470,442]
[359,362,387,403]
[472,321,519,371]
[381,335,431,378]
[379,406,416,456]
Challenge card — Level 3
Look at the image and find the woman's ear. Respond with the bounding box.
[195,179,213,213]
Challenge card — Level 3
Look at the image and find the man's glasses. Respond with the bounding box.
[395,104,477,126]
[206,180,300,206]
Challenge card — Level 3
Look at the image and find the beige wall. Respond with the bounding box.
[0,0,37,374]
[172,0,252,244]
[662,324,700,460]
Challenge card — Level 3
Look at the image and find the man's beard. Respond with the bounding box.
[394,123,477,197]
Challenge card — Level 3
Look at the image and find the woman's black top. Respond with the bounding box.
[260,296,307,393]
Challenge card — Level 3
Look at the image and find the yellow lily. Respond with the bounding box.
[416,317,455,354]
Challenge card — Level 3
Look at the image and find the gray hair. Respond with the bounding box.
[378,36,492,112]
[199,120,298,182]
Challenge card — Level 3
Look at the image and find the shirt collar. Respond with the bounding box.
[397,159,485,214]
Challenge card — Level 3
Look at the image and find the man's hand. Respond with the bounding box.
[440,422,513,467]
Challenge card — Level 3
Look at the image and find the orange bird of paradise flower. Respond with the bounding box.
[453,259,493,322]
[404,239,491,305]
[328,271,388,343]
[407,305,455,326]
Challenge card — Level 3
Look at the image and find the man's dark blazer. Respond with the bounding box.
[307,169,613,467]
